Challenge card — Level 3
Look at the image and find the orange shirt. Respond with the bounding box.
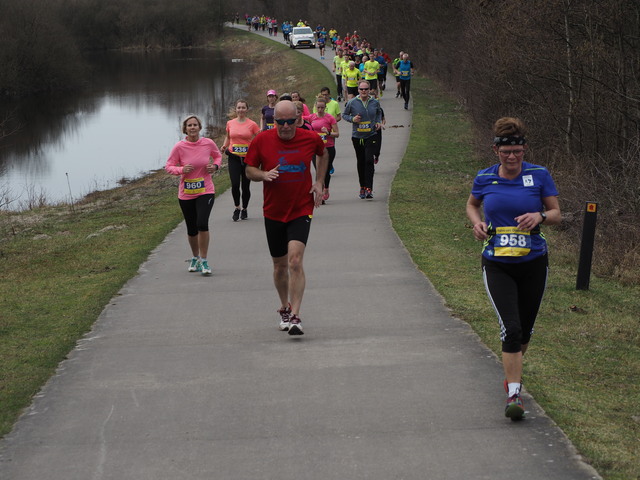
[226,117,260,156]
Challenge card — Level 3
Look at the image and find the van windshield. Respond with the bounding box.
[293,27,313,34]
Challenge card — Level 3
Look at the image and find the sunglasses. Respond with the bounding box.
[275,118,297,125]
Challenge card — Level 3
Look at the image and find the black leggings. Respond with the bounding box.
[351,136,378,189]
[400,79,411,103]
[482,255,549,353]
[324,146,336,187]
[373,130,382,158]
[179,194,215,236]
[312,146,336,188]
[228,153,251,209]
[335,74,343,98]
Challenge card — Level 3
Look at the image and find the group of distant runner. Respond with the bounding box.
[164,16,411,336]
[239,16,416,109]
[167,15,421,334]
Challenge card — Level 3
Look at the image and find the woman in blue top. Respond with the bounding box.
[466,117,561,421]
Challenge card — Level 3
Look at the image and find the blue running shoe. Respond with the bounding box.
[188,257,201,272]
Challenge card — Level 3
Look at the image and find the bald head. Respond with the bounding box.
[274,100,297,140]
[275,100,296,118]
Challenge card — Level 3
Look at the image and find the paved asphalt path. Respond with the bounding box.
[0,25,601,480]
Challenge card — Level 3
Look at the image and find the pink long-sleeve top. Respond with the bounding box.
[165,137,222,200]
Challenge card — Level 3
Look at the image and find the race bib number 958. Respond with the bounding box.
[493,227,531,257]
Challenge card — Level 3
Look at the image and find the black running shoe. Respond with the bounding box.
[241,209,248,220]
[232,209,240,221]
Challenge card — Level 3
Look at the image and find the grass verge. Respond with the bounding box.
[389,76,640,480]
[0,29,334,437]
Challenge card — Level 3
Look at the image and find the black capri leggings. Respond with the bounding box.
[324,146,336,187]
[228,153,251,209]
[482,254,549,353]
[179,194,215,236]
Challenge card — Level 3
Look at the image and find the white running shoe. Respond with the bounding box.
[278,304,291,331]
[188,257,201,272]
[200,260,212,275]
[288,314,304,335]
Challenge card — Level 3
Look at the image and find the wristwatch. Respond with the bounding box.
[539,212,547,224]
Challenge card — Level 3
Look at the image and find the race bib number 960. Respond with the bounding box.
[493,227,531,257]
[184,177,205,195]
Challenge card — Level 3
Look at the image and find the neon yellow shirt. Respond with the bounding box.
[344,67,361,87]
[363,60,380,80]
[340,60,350,76]
[333,55,345,75]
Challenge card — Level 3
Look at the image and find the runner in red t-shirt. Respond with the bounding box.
[245,101,328,336]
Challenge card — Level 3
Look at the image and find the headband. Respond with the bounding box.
[494,136,526,146]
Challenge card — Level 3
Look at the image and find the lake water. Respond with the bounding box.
[0,48,244,209]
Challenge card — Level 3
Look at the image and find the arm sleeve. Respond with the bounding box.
[314,135,326,156]
[210,142,223,167]
[541,169,559,197]
[244,135,261,168]
[342,102,353,123]
[470,174,484,201]
[165,144,183,175]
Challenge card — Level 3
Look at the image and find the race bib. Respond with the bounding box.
[492,227,531,257]
[231,144,249,157]
[357,121,372,133]
[266,123,275,130]
[183,177,205,195]
[318,132,328,143]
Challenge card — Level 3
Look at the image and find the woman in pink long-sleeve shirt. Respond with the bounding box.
[165,114,222,275]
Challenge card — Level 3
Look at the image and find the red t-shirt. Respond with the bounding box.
[245,128,325,223]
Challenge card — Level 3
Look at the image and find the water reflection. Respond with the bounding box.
[0,48,245,207]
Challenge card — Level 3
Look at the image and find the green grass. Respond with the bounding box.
[0,173,188,433]
[390,76,640,480]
